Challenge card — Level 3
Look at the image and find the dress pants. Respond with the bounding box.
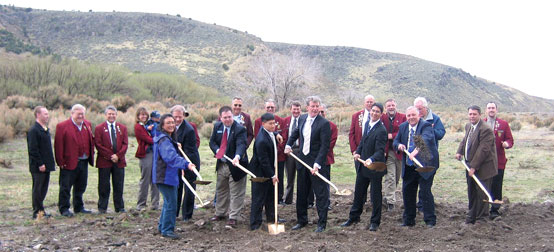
[490,169,504,214]
[58,159,88,213]
[177,169,196,219]
[32,171,50,217]
[249,180,275,229]
[402,165,436,225]
[466,173,492,223]
[283,147,299,204]
[277,161,285,203]
[98,164,125,212]
[308,168,331,206]
[296,164,330,228]
[157,183,178,235]
[215,163,246,220]
[384,150,402,203]
[137,152,159,210]
[348,172,383,225]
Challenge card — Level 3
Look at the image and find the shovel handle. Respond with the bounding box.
[288,152,340,193]
[177,146,203,181]
[403,149,424,168]
[181,174,204,206]
[223,155,258,178]
[460,160,495,203]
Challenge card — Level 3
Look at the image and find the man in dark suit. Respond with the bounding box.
[171,105,201,221]
[285,96,331,233]
[232,97,254,148]
[393,106,439,228]
[27,106,56,219]
[456,105,498,224]
[280,101,302,205]
[54,104,95,217]
[249,113,281,230]
[94,105,128,213]
[341,103,387,231]
[209,106,248,227]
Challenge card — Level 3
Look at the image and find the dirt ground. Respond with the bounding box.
[1,188,553,252]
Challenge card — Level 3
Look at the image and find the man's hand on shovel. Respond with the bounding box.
[272,175,279,186]
[284,146,292,155]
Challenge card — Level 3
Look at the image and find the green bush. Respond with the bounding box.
[200,123,213,140]
[0,122,14,143]
[112,96,135,113]
[510,121,522,131]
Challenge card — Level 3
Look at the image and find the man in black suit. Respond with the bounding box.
[341,103,388,231]
[285,96,331,233]
[171,105,201,221]
[249,113,281,230]
[209,106,248,227]
[27,106,56,219]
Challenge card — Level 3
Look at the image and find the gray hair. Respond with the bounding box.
[265,99,276,105]
[413,97,428,107]
[364,94,375,100]
[406,106,419,115]
[170,105,186,114]
[232,96,242,102]
[71,104,86,113]
[105,105,117,114]
[305,96,321,106]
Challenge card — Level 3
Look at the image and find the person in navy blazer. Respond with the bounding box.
[285,96,331,233]
[94,106,129,213]
[209,106,248,227]
[393,106,439,228]
[342,103,388,231]
[171,105,201,221]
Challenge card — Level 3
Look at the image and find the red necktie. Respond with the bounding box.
[215,128,228,159]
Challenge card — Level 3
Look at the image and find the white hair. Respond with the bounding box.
[104,105,117,114]
[364,94,375,100]
[406,106,419,115]
[71,104,86,113]
[170,105,186,114]
[413,97,428,107]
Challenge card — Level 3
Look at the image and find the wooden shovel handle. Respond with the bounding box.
[181,174,204,206]
[460,160,495,203]
[177,146,203,181]
[288,152,340,193]
[403,149,424,168]
[223,154,258,178]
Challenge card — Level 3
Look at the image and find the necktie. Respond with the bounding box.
[291,117,298,147]
[110,124,117,153]
[215,127,228,159]
[364,120,371,136]
[465,126,474,159]
[406,128,415,166]
[302,118,312,155]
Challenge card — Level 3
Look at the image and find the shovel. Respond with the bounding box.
[355,158,387,172]
[460,160,503,205]
[180,174,211,208]
[223,155,270,183]
[177,146,211,185]
[268,136,285,235]
[403,149,435,172]
[289,152,352,196]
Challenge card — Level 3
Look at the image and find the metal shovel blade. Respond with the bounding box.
[193,180,212,185]
[268,223,285,235]
[335,189,353,196]
[250,177,270,183]
[366,162,387,172]
[195,200,212,209]
[415,166,435,172]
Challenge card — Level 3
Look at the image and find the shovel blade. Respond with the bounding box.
[335,189,353,196]
[415,166,435,172]
[250,177,270,183]
[268,223,285,235]
[195,200,212,209]
[193,180,212,185]
[366,162,387,172]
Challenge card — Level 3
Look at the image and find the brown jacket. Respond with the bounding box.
[457,120,498,180]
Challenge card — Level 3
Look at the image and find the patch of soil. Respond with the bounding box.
[1,193,553,251]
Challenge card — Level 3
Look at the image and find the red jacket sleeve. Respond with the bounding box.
[348,112,358,153]
[190,122,201,148]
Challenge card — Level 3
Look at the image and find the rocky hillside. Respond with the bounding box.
[1,5,552,111]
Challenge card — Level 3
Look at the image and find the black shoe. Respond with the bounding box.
[116,209,126,213]
[292,223,306,230]
[277,218,286,224]
[314,226,325,233]
[278,200,284,205]
[489,212,500,220]
[98,209,107,214]
[368,223,379,231]
[162,232,180,239]
[250,225,260,231]
[400,222,415,227]
[307,203,314,209]
[284,201,293,205]
[426,223,435,228]
[340,219,359,227]
[75,209,91,214]
[61,210,74,217]
[387,204,394,211]
[183,217,191,222]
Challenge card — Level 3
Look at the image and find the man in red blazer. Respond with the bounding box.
[349,95,375,154]
[484,102,514,219]
[280,101,302,204]
[232,97,254,148]
[94,106,128,214]
[380,98,407,211]
[55,104,95,217]
[254,99,285,203]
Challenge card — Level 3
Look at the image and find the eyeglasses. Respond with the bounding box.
[233,104,242,107]
[266,106,275,109]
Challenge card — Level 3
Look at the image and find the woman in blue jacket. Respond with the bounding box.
[152,114,195,239]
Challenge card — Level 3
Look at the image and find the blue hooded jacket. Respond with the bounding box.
[152,132,190,186]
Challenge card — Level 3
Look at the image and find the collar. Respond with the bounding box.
[107,121,116,127]
[424,108,434,121]
[409,123,418,132]
[369,119,380,128]
[71,118,83,129]
[471,120,480,128]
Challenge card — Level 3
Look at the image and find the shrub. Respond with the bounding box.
[510,121,522,131]
[0,122,14,143]
[187,113,205,128]
[222,63,229,71]
[200,109,220,123]
[111,96,135,113]
[200,123,213,140]
[1,107,34,135]
[549,122,554,132]
[34,84,72,109]
[2,95,40,109]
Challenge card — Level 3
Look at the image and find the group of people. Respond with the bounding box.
[26,94,513,239]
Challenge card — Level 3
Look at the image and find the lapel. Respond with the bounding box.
[468,121,481,151]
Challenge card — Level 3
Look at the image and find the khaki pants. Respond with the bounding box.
[384,149,402,203]
[215,163,246,220]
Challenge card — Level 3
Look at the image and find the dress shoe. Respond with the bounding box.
[291,223,306,230]
[61,210,74,217]
[314,226,325,233]
[387,204,395,211]
[400,222,415,227]
[182,217,191,222]
[250,225,261,231]
[162,232,180,239]
[368,223,379,231]
[210,215,225,221]
[489,211,500,220]
[307,203,314,209]
[97,209,107,214]
[284,201,293,205]
[340,219,359,227]
[426,223,435,228]
[277,218,286,224]
[226,219,237,227]
[75,209,91,214]
[116,209,126,213]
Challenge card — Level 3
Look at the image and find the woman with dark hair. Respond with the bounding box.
[134,107,160,211]
[152,114,195,239]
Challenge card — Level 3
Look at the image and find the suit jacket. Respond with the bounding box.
[174,120,201,174]
[355,120,388,178]
[27,122,56,173]
[381,112,407,160]
[209,120,248,181]
[54,118,95,170]
[456,120,498,180]
[249,128,276,178]
[483,117,513,169]
[348,110,365,154]
[393,118,439,180]
[326,121,338,166]
[134,122,153,158]
[255,115,285,161]
[286,114,331,168]
[94,121,128,168]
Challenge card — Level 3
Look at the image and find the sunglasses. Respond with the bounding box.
[319,111,325,114]
[266,106,275,109]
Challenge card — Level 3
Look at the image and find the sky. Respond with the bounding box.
[5,0,554,99]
